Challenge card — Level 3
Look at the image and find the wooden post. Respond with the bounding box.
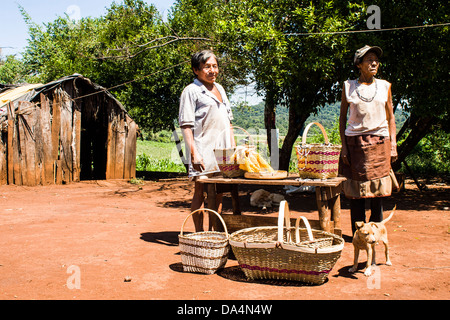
[114,114,126,179]
[40,94,53,185]
[59,95,73,183]
[72,109,81,182]
[19,101,37,186]
[316,187,332,233]
[105,120,115,179]
[0,137,6,185]
[7,102,14,185]
[124,119,137,180]
[52,93,61,184]
[206,183,223,231]
[34,102,44,185]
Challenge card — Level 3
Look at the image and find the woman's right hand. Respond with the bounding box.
[191,152,205,172]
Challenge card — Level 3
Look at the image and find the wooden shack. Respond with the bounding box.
[0,74,137,186]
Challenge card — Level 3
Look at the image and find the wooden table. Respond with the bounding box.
[197,174,346,235]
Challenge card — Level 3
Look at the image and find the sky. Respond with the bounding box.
[0,0,262,104]
[0,0,175,57]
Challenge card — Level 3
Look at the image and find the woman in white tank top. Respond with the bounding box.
[339,45,398,235]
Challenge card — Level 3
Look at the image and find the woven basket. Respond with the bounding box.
[229,201,344,285]
[179,208,230,275]
[296,122,341,179]
[214,126,254,178]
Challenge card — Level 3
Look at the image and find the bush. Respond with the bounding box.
[402,128,450,175]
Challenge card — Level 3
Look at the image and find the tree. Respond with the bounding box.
[0,54,27,84]
[20,0,203,132]
[209,0,365,169]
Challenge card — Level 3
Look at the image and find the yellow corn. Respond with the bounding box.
[232,146,274,173]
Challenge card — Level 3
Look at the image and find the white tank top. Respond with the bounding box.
[344,78,391,137]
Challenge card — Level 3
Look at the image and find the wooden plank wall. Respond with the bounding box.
[0,87,136,185]
[105,101,136,180]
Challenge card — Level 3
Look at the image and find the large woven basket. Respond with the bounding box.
[214,126,254,178]
[179,209,230,275]
[229,201,344,285]
[296,122,341,179]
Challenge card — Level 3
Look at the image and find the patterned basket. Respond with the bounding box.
[229,201,344,285]
[214,126,254,178]
[296,122,341,179]
[214,147,245,178]
[179,209,230,275]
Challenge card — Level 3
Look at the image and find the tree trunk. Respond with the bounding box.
[264,87,276,154]
[278,105,310,171]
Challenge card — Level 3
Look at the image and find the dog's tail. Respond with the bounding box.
[381,205,396,224]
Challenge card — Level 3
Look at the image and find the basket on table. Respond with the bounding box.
[296,122,341,179]
[178,208,230,275]
[214,126,254,178]
[229,200,344,285]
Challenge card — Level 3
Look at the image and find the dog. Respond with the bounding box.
[250,189,284,209]
[349,205,396,276]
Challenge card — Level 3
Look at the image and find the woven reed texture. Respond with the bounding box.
[214,148,245,178]
[230,227,343,284]
[229,201,344,285]
[296,122,341,180]
[179,209,230,274]
[214,126,254,178]
[179,231,229,274]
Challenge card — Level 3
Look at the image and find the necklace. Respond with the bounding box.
[355,78,378,102]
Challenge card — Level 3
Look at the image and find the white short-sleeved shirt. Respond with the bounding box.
[179,79,234,177]
[344,78,391,137]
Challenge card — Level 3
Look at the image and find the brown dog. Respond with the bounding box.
[349,206,396,276]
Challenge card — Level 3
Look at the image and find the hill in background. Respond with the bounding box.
[231,102,408,136]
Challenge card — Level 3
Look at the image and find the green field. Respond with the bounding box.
[136,140,186,172]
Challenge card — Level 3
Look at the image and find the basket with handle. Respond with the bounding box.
[229,200,344,285]
[214,126,254,178]
[178,208,230,274]
[296,122,341,179]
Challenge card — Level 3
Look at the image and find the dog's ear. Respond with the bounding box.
[355,221,364,229]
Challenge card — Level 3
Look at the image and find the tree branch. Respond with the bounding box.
[97,36,211,60]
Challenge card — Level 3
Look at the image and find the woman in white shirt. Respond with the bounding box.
[339,45,398,235]
[179,50,235,231]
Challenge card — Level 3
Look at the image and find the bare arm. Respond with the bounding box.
[385,85,398,161]
[339,85,350,165]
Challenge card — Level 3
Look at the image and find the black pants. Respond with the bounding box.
[350,198,383,235]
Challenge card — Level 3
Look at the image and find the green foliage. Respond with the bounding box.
[19,0,196,133]
[402,127,450,175]
[136,154,185,172]
[0,55,28,84]
[11,0,449,175]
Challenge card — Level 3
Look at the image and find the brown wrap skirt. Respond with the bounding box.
[339,135,392,199]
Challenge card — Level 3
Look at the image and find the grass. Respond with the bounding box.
[136,140,186,172]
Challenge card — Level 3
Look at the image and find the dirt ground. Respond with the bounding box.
[0,174,449,301]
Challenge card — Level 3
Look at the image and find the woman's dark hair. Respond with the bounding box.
[191,50,217,77]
